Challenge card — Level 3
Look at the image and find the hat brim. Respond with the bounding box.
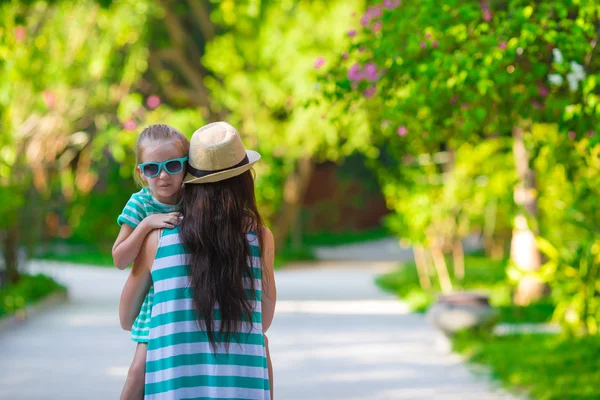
[183,150,261,184]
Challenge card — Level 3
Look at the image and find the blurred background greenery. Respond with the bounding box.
[1,1,600,398]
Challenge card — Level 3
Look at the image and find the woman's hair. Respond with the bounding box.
[134,124,190,186]
[179,170,264,350]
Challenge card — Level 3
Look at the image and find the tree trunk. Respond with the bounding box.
[4,225,21,285]
[511,125,546,305]
[274,157,315,251]
[431,240,453,293]
[452,240,465,281]
[413,245,432,290]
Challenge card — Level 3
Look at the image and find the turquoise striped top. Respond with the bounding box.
[117,187,181,229]
[145,227,270,400]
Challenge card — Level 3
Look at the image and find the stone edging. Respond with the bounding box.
[0,291,68,332]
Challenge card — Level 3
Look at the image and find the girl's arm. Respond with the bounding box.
[112,212,180,270]
[119,230,158,330]
[261,226,276,333]
[112,224,148,270]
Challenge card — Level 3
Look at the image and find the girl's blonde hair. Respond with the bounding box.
[135,124,190,186]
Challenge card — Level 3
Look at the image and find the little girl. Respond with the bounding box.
[112,123,190,399]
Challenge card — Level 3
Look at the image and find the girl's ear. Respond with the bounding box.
[136,165,147,183]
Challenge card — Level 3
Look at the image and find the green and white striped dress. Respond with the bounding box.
[117,187,182,342]
[145,227,270,400]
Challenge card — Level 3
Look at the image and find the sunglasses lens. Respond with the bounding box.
[143,164,159,177]
[165,160,183,174]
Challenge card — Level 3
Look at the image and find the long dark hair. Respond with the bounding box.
[180,170,263,350]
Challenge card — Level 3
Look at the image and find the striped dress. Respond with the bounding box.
[117,187,182,342]
[145,227,270,400]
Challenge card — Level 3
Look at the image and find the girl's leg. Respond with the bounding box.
[120,342,148,400]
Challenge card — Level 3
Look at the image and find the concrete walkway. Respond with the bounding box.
[0,261,520,400]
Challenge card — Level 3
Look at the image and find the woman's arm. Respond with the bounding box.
[119,230,159,330]
[259,227,276,400]
[260,226,276,333]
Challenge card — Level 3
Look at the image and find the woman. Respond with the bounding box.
[120,121,276,400]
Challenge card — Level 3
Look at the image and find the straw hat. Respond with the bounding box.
[183,122,260,184]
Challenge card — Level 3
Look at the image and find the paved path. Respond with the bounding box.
[0,261,521,400]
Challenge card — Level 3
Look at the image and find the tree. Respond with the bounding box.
[0,0,155,283]
[325,0,599,304]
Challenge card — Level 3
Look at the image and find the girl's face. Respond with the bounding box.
[137,140,187,204]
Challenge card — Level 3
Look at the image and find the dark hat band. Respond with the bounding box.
[187,154,249,178]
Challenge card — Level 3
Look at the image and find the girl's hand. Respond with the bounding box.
[142,212,182,230]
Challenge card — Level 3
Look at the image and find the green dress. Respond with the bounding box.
[144,227,270,399]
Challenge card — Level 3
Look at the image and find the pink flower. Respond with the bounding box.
[481,1,493,21]
[425,33,432,39]
[461,103,469,110]
[342,53,349,60]
[498,41,507,50]
[432,40,439,48]
[531,100,545,109]
[451,96,458,105]
[314,57,325,69]
[364,63,379,82]
[124,119,137,131]
[359,46,366,53]
[364,86,377,98]
[347,29,357,37]
[588,130,594,137]
[384,0,401,9]
[568,131,576,140]
[372,22,383,32]
[14,26,26,41]
[42,90,56,109]
[347,62,363,81]
[146,95,161,109]
[397,126,408,136]
[360,5,382,26]
[420,41,427,49]
[538,84,549,98]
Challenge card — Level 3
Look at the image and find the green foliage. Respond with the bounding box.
[325,0,600,334]
[0,0,160,279]
[453,332,600,400]
[518,125,600,335]
[0,273,66,318]
[382,139,515,247]
[203,0,372,222]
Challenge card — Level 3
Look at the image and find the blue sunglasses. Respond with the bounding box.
[138,156,188,178]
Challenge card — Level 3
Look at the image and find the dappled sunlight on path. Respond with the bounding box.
[0,261,521,400]
[268,265,521,400]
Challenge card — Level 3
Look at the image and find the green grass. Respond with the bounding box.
[35,227,390,269]
[301,227,391,247]
[36,244,316,270]
[453,332,600,400]
[35,249,114,267]
[375,254,555,323]
[0,274,67,318]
